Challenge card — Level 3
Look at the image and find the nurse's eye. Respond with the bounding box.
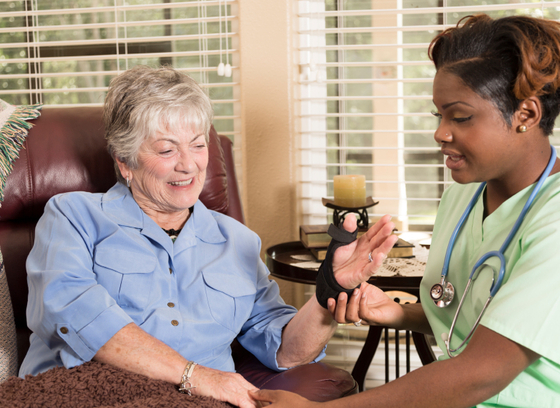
[452,115,473,123]
[431,111,442,122]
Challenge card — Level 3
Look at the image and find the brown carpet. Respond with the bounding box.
[0,361,233,408]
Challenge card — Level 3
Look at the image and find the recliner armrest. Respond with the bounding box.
[231,341,357,401]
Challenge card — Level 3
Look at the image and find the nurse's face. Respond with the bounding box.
[121,127,209,217]
[432,70,522,185]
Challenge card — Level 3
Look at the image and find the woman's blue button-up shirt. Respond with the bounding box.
[20,183,319,377]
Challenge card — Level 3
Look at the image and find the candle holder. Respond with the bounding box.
[322,197,379,229]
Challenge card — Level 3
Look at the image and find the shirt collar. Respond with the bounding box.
[101,183,144,229]
[189,200,227,244]
[101,182,226,245]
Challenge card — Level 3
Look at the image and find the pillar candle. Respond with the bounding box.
[333,175,366,207]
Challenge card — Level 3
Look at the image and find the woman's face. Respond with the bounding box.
[432,70,522,185]
[121,127,209,217]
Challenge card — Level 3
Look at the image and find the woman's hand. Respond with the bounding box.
[192,365,262,408]
[328,282,406,327]
[249,389,319,408]
[332,214,398,290]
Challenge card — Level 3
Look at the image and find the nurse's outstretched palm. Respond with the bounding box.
[357,283,405,326]
[330,282,404,327]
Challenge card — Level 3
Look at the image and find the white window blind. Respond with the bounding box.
[298,0,560,230]
[0,0,240,156]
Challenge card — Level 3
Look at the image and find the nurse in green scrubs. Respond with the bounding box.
[251,14,560,408]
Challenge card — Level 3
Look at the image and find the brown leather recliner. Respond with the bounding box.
[0,107,357,401]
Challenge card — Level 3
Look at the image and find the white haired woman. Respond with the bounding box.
[20,66,397,408]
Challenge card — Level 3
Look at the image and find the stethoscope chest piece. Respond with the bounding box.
[432,145,556,358]
[430,277,455,307]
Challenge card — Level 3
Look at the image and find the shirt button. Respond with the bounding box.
[171,320,179,326]
[60,327,68,334]
[167,302,175,308]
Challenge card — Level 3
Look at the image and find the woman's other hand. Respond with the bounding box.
[332,214,398,290]
[249,389,319,408]
[192,365,262,408]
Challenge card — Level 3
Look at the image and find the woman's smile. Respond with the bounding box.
[168,179,194,187]
[117,128,209,222]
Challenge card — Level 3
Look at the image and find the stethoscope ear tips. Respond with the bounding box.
[441,332,449,342]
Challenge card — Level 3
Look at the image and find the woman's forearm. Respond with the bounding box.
[276,294,338,368]
[94,322,186,384]
[94,323,261,408]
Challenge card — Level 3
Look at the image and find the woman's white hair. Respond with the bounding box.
[104,65,214,184]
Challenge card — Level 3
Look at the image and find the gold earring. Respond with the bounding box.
[518,125,528,133]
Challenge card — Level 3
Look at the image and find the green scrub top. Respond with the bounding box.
[420,174,560,407]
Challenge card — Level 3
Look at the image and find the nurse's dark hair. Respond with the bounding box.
[428,14,560,135]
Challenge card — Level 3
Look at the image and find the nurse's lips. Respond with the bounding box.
[442,150,465,170]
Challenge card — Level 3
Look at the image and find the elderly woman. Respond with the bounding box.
[19,66,397,408]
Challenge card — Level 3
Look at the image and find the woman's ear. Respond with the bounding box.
[115,157,131,181]
[515,97,542,132]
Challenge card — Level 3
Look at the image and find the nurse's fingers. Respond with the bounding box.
[332,292,349,323]
[345,287,361,322]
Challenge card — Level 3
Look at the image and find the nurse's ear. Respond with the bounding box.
[514,96,542,134]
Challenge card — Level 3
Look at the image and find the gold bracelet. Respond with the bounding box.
[178,361,198,395]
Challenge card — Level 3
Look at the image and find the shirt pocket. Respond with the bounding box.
[202,270,257,333]
[93,247,158,312]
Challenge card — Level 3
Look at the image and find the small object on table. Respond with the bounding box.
[333,175,366,208]
[300,224,368,249]
[307,237,414,262]
[388,238,414,258]
[322,197,378,229]
[310,247,327,261]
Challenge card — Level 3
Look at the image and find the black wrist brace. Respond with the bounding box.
[315,224,359,309]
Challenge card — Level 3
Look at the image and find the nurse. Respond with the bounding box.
[252,14,560,408]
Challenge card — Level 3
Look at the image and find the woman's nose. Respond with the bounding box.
[434,125,452,144]
[175,152,197,172]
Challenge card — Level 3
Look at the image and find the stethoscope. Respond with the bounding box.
[430,145,557,358]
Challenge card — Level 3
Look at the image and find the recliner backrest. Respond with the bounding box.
[0,106,243,367]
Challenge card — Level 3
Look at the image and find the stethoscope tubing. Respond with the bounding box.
[440,145,557,357]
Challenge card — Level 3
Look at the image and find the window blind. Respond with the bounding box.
[0,0,240,156]
[298,0,560,230]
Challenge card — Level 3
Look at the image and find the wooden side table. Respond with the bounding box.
[266,241,436,391]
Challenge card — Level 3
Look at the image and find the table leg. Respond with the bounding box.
[351,325,383,392]
[411,332,436,366]
[351,328,436,392]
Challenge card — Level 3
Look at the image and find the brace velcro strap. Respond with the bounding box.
[315,224,359,309]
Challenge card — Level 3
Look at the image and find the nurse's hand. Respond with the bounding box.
[249,389,318,408]
[332,214,398,290]
[327,282,406,327]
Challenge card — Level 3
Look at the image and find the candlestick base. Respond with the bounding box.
[322,197,379,229]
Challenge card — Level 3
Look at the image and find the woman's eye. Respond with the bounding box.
[453,115,473,123]
[431,110,442,119]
